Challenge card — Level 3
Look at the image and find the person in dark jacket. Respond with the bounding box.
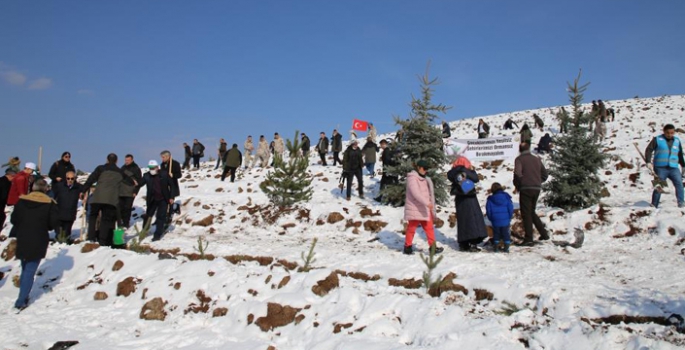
[316,132,329,166]
[513,143,550,245]
[644,124,685,208]
[301,133,311,158]
[182,143,191,170]
[342,141,364,200]
[160,150,182,198]
[52,170,83,240]
[503,118,519,130]
[362,137,379,178]
[48,152,75,184]
[486,182,514,253]
[10,179,59,310]
[442,121,451,138]
[533,114,544,131]
[191,139,205,169]
[81,153,133,246]
[0,169,16,229]
[520,123,533,145]
[375,139,399,203]
[138,160,174,241]
[331,129,343,166]
[215,138,228,170]
[447,163,488,251]
[119,154,142,228]
[536,133,553,154]
[477,119,490,139]
[222,144,243,182]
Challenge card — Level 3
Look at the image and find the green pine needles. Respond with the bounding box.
[300,238,318,272]
[380,63,451,205]
[543,70,607,210]
[260,130,313,207]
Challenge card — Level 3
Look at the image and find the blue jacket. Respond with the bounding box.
[486,190,514,227]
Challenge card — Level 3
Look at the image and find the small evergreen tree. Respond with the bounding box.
[381,64,451,205]
[260,130,313,207]
[543,70,607,210]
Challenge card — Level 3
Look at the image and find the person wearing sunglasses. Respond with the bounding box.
[48,151,76,184]
[52,170,83,241]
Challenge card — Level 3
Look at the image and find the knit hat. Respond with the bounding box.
[452,155,472,169]
[25,162,36,170]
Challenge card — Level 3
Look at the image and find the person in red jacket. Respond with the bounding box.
[7,162,37,207]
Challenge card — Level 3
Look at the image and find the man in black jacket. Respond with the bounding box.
[0,169,16,229]
[331,129,343,166]
[342,140,364,200]
[10,179,59,310]
[48,151,76,184]
[375,140,399,202]
[316,132,329,166]
[442,121,451,138]
[160,150,182,198]
[182,143,191,170]
[81,153,134,246]
[119,154,142,228]
[52,170,83,240]
[477,119,490,139]
[301,133,311,158]
[138,160,174,241]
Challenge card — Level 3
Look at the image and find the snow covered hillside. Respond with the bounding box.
[1,95,685,350]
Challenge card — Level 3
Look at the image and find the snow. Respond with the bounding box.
[2,95,685,349]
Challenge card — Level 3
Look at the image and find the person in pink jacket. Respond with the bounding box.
[403,160,444,255]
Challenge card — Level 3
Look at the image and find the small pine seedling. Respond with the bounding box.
[420,246,444,292]
[194,236,210,259]
[300,238,318,272]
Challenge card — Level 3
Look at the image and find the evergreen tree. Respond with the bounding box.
[260,130,313,207]
[381,64,451,205]
[543,70,607,210]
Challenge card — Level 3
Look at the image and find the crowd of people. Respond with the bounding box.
[2,113,684,311]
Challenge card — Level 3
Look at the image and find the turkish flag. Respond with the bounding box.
[352,119,368,131]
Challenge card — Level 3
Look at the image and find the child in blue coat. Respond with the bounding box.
[486,182,514,253]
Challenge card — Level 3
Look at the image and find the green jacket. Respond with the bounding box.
[224,147,243,168]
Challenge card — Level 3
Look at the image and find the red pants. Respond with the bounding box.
[404,219,435,247]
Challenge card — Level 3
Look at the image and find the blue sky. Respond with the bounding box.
[1,0,683,171]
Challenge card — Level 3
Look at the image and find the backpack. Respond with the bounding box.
[451,172,476,196]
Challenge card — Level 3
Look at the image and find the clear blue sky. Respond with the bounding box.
[1,0,683,171]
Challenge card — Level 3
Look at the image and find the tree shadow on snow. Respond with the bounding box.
[32,249,74,302]
[376,227,458,253]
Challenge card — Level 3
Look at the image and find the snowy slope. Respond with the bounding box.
[1,95,685,350]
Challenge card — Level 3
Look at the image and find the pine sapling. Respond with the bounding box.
[128,218,152,253]
[420,246,444,292]
[300,238,318,272]
[194,236,210,260]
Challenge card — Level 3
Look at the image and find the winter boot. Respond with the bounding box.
[503,243,510,253]
[403,245,413,255]
[430,244,444,254]
[493,240,500,253]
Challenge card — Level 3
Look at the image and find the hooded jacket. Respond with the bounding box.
[486,190,514,227]
[404,171,436,221]
[10,191,59,261]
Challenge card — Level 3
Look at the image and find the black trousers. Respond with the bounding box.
[146,199,168,240]
[346,169,364,198]
[183,156,191,169]
[119,196,135,228]
[221,166,237,182]
[88,203,117,246]
[379,174,398,192]
[519,189,548,242]
[319,152,327,166]
[58,220,75,239]
[333,151,342,165]
[0,205,6,230]
[192,155,201,168]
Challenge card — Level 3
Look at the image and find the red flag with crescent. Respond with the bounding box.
[352,119,368,131]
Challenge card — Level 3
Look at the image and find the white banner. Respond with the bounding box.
[445,136,518,161]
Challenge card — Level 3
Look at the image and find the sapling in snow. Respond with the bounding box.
[300,238,318,272]
[194,236,210,259]
[420,246,444,292]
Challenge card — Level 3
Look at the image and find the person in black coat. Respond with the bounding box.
[375,140,399,203]
[119,154,142,228]
[301,133,311,157]
[160,150,182,198]
[138,160,174,241]
[342,141,364,200]
[52,170,83,240]
[331,129,343,166]
[447,164,488,252]
[48,152,76,184]
[442,121,451,138]
[0,169,16,229]
[182,143,192,170]
[316,132,329,166]
[10,179,59,310]
[536,133,553,154]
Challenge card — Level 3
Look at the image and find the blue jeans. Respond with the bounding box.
[492,226,511,244]
[365,163,375,176]
[652,166,684,208]
[15,259,41,309]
